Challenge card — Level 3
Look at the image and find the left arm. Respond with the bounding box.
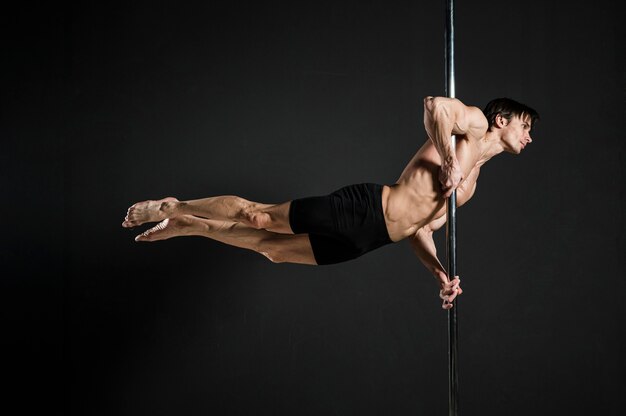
[411,215,462,309]
[410,166,479,309]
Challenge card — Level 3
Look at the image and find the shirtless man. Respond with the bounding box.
[122,96,539,309]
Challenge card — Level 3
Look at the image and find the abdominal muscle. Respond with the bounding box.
[382,139,475,242]
[382,177,444,242]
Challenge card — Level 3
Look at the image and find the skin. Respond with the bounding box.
[122,96,534,309]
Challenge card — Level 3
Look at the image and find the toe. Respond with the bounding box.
[134,219,169,241]
[135,228,154,241]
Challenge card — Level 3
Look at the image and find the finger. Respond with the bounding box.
[441,288,458,302]
[441,284,456,297]
[439,285,450,298]
[441,286,458,299]
[445,278,459,289]
[447,289,460,303]
[444,188,456,198]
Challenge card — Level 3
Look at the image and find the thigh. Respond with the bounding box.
[266,233,318,265]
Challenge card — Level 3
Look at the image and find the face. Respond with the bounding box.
[497,114,533,154]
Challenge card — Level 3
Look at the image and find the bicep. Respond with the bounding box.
[423,97,479,135]
[464,107,489,138]
[411,214,446,251]
[427,213,447,232]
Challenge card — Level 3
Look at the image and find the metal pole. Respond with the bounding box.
[444,0,459,415]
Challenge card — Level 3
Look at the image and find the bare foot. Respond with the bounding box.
[134,216,197,242]
[122,197,178,228]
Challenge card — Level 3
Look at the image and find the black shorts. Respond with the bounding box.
[289,183,393,265]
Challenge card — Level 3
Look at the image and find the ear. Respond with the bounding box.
[494,114,508,128]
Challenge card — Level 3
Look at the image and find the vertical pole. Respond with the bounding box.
[444,0,459,415]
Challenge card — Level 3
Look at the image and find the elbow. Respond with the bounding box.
[424,97,450,120]
[432,99,451,120]
[415,225,433,239]
[423,96,438,113]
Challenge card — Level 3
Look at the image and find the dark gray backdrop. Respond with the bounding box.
[2,0,624,415]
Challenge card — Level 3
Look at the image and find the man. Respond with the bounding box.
[122,96,539,309]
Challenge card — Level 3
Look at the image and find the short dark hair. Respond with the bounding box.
[483,98,539,131]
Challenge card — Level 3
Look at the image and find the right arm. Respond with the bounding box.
[422,96,485,197]
[410,214,462,309]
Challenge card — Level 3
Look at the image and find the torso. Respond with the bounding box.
[381,134,482,242]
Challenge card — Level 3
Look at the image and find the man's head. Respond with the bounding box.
[483,98,540,154]
[483,98,539,131]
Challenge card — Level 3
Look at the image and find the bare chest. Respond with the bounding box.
[399,136,479,182]
[385,138,480,239]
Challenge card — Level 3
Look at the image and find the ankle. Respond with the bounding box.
[161,200,179,217]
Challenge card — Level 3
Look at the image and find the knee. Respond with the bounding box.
[259,250,285,263]
[257,240,287,263]
[240,203,273,230]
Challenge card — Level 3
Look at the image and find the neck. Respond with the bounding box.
[477,129,505,165]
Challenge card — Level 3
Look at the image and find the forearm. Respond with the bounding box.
[411,228,446,277]
[411,220,463,309]
[423,97,458,164]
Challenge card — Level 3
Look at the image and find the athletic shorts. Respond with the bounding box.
[288,183,393,265]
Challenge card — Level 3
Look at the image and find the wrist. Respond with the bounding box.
[443,154,458,166]
[431,266,446,277]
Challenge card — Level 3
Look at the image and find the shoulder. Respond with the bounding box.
[465,106,488,131]
[457,104,488,139]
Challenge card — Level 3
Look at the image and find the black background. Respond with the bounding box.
[2,1,624,415]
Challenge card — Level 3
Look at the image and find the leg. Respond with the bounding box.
[135,215,317,265]
[122,196,293,234]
